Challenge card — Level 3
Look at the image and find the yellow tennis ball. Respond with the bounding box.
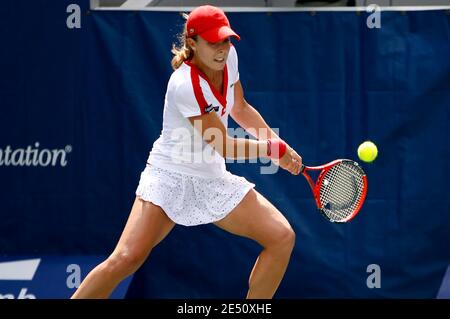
[357,141,378,163]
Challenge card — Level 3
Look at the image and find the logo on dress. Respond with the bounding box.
[204,104,220,113]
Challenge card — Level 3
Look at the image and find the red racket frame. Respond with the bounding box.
[300,159,368,222]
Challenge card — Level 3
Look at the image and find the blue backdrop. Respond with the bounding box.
[1,1,449,298]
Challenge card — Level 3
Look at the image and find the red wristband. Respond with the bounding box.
[267,139,287,159]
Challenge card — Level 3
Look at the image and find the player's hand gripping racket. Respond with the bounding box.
[300,159,368,223]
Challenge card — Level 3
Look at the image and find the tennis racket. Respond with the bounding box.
[300,159,368,223]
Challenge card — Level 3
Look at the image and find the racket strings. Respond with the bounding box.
[319,161,365,222]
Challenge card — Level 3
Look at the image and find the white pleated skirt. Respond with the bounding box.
[135,165,255,226]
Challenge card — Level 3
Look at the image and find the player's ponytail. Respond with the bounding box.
[171,39,192,70]
[171,15,195,70]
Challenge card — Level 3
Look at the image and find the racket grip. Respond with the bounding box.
[300,164,306,173]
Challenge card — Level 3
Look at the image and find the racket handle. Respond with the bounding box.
[300,164,306,173]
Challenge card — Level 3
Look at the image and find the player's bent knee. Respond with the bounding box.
[105,250,149,277]
[282,227,296,249]
[271,226,296,253]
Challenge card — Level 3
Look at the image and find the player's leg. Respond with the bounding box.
[71,197,175,298]
[214,189,296,299]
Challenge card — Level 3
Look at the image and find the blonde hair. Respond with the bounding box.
[171,14,196,70]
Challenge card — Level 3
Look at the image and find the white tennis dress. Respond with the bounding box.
[136,46,255,226]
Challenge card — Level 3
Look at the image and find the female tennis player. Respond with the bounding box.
[71,5,302,299]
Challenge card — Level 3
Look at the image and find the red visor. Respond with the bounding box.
[186,5,240,43]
